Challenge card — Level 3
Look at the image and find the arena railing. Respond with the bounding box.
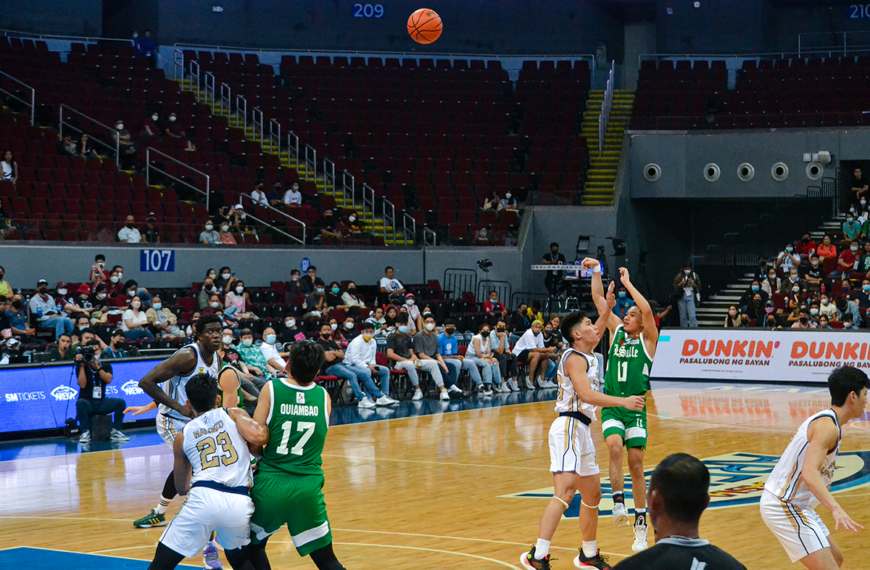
[59,104,121,166]
[423,227,437,246]
[598,60,615,157]
[403,212,416,244]
[219,83,232,118]
[252,107,265,148]
[237,192,306,245]
[631,112,869,131]
[146,147,211,211]
[203,71,216,107]
[638,47,870,68]
[798,31,870,57]
[0,70,35,125]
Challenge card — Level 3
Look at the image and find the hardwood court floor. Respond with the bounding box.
[2,381,870,569]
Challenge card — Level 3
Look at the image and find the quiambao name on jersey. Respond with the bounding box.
[503,451,870,519]
[280,403,320,417]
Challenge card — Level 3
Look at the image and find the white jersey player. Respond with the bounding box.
[760,366,868,570]
[147,372,269,570]
[521,281,646,570]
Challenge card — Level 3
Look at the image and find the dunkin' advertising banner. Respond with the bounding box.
[651,329,870,383]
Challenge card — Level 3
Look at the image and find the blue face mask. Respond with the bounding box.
[331,288,340,294]
[398,326,409,333]
[864,285,870,292]
[265,334,276,344]
[618,292,626,298]
[751,285,760,291]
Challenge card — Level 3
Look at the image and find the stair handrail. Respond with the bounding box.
[598,60,615,157]
[252,107,264,147]
[146,147,211,211]
[322,158,336,194]
[403,212,416,243]
[382,199,397,245]
[172,48,184,81]
[268,118,281,155]
[218,83,232,117]
[286,132,299,163]
[304,144,317,179]
[203,71,216,107]
[341,170,355,209]
[0,70,35,125]
[361,183,376,230]
[235,94,247,131]
[423,227,437,246]
[59,104,121,167]
[188,60,201,99]
[237,192,306,245]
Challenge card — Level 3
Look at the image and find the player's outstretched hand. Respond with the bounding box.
[123,405,149,416]
[619,267,631,285]
[833,506,863,532]
[581,257,600,270]
[624,395,645,411]
[605,281,617,308]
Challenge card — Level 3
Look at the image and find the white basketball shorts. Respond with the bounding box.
[760,490,830,563]
[156,412,188,448]
[160,486,254,558]
[548,415,600,476]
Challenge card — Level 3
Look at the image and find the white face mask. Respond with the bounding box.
[205,224,214,231]
[169,116,177,122]
[131,301,141,309]
[57,288,67,295]
[221,225,230,232]
[345,322,354,330]
[116,123,124,131]
[151,114,158,121]
[349,216,356,222]
[97,293,106,300]
[222,273,231,279]
[221,335,233,345]
[330,323,338,330]
[110,276,119,283]
[210,302,220,308]
[117,272,123,279]
[406,299,415,306]
[235,286,244,294]
[425,323,436,331]
[505,193,511,199]
[285,319,295,328]
[684,269,691,275]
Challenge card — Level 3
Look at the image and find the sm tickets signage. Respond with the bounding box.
[651,329,870,383]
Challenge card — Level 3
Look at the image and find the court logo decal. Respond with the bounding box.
[502,452,870,518]
[121,380,144,395]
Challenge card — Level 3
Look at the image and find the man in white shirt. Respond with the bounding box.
[118,215,142,243]
[379,266,406,297]
[775,242,801,272]
[343,322,397,407]
[259,327,288,373]
[283,182,302,206]
[251,182,268,206]
[512,319,556,389]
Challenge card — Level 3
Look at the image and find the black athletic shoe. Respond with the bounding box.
[574,549,612,569]
[520,546,552,570]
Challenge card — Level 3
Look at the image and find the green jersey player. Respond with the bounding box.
[586,260,658,554]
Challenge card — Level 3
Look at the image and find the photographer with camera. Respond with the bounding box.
[75,340,128,444]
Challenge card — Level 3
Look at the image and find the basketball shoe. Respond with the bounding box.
[133,509,166,528]
[520,546,552,570]
[632,517,649,552]
[611,502,630,527]
[573,549,612,569]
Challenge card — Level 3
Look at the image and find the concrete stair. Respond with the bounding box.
[177,78,412,245]
[580,89,634,206]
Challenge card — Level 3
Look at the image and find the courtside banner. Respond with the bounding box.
[651,329,870,383]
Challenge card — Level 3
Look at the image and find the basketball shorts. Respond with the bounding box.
[548,416,600,476]
[249,471,332,556]
[760,491,830,563]
[601,406,647,449]
[156,412,188,448]
[159,486,254,558]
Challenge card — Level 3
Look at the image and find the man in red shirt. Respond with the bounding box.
[794,233,817,260]
[834,239,860,277]
[483,290,506,314]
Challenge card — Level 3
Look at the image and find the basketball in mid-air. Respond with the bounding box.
[407,9,442,44]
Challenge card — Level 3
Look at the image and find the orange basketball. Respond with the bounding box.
[407,8,442,44]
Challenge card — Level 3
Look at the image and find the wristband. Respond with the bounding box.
[592,265,601,274]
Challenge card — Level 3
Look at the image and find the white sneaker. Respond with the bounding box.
[448,385,463,393]
[545,380,558,388]
[110,429,129,441]
[525,378,536,390]
[493,383,505,393]
[412,389,424,401]
[612,502,630,527]
[510,380,520,391]
[358,398,376,409]
[79,430,91,443]
[439,390,450,401]
[375,395,398,406]
[632,522,649,552]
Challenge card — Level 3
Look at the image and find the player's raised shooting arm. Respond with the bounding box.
[173,431,192,495]
[226,407,269,446]
[584,257,622,333]
[138,348,197,416]
[566,353,644,410]
[594,282,617,338]
[620,267,659,350]
[801,418,862,531]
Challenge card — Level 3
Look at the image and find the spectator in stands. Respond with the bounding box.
[29,279,74,339]
[285,269,304,303]
[314,208,341,241]
[466,322,504,393]
[251,183,268,206]
[113,120,138,157]
[325,318,348,349]
[300,266,325,295]
[260,328,289,375]
[673,265,700,328]
[235,329,274,381]
[199,220,220,245]
[105,266,124,297]
[795,233,817,259]
[344,322,397,407]
[858,242,870,277]
[117,215,142,243]
[89,255,108,285]
[737,313,751,327]
[340,281,366,314]
[759,301,777,328]
[325,282,345,311]
[843,213,862,244]
[837,296,862,327]
[512,320,554,389]
[141,212,161,243]
[1,151,18,186]
[101,329,129,359]
[61,135,77,157]
[779,268,806,294]
[227,204,246,232]
[744,293,765,322]
[0,266,12,299]
[403,294,422,331]
[383,305,399,333]
[141,112,161,137]
[615,286,636,319]
[482,191,500,211]
[54,282,92,319]
[856,278,870,308]
[366,306,387,335]
[739,281,766,311]
[225,280,254,319]
[384,314,427,401]
[49,334,74,361]
[283,182,302,207]
[79,134,99,158]
[201,294,224,316]
[818,315,831,330]
[803,253,826,294]
[473,226,493,245]
[832,240,861,277]
[541,242,566,296]
[198,276,217,310]
[146,296,183,339]
[121,296,155,340]
[341,316,357,340]
[438,318,485,394]
[133,30,157,63]
[304,284,327,317]
[314,322,372,407]
[125,280,152,308]
[484,290,506,314]
[500,191,518,212]
[6,294,33,337]
[214,266,236,294]
[754,257,771,282]
[413,314,455,401]
[219,222,236,245]
[279,316,301,343]
[724,306,741,328]
[850,168,868,204]
[490,318,519,391]
[775,242,801,272]
[264,182,282,207]
[379,266,406,299]
[512,302,532,333]
[818,293,838,321]
[71,315,91,344]
[761,270,780,297]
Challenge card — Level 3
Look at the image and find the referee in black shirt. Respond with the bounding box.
[614,453,746,570]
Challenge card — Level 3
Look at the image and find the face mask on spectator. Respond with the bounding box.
[344,322,354,330]
[131,300,141,309]
[398,326,409,333]
[221,335,233,345]
[768,273,776,280]
[800,316,809,323]
[789,275,798,282]
[864,284,870,292]
[151,114,158,121]
[445,326,456,334]
[222,272,231,279]
[152,302,162,310]
[425,323,436,331]
[821,298,829,306]
[265,334,276,344]
[37,286,48,295]
[242,338,253,347]
[205,224,214,231]
[330,323,338,330]
[316,287,325,294]
[210,301,220,308]
[222,225,230,232]
[347,286,356,293]
[505,192,512,199]
[765,306,775,314]
[852,245,859,252]
[169,115,177,122]
[235,286,244,294]
[116,123,124,131]
[811,308,819,316]
[497,326,506,333]
[684,269,691,275]
[406,299,415,306]
[618,291,626,298]
[11,300,22,309]
[331,287,340,294]
[753,298,762,305]
[362,334,373,342]
[785,246,793,253]
[97,293,106,300]
[57,287,67,296]
[750,285,759,292]
[848,217,854,223]
[862,200,867,207]
[792,286,799,293]
[729,310,737,317]
[811,260,819,267]
[285,319,295,328]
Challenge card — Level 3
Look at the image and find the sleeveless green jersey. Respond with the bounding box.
[604,325,653,397]
[259,379,329,477]
[219,362,245,409]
